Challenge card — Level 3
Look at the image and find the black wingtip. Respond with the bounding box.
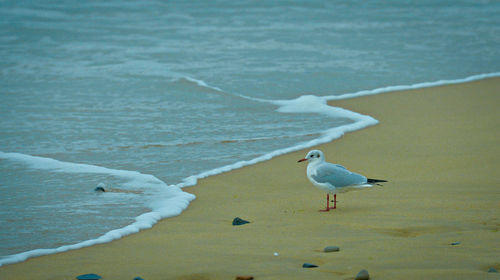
[367,178,387,183]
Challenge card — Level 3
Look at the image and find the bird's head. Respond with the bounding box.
[298,149,325,163]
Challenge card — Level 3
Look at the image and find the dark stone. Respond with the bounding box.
[324,245,340,252]
[134,277,145,280]
[450,242,461,245]
[235,276,254,280]
[232,217,250,226]
[94,186,106,192]
[488,268,499,273]
[355,269,370,280]
[76,274,102,280]
[302,263,318,268]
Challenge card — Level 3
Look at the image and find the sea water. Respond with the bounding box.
[1,0,499,265]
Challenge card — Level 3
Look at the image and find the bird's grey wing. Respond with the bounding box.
[311,163,367,187]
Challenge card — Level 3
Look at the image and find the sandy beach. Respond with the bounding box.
[1,77,499,280]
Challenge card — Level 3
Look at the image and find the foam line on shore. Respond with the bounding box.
[0,152,195,267]
[325,72,500,101]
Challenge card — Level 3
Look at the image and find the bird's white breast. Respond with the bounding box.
[306,163,336,193]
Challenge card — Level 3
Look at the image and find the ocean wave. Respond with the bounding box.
[0,152,195,267]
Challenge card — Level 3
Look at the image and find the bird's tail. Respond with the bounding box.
[367,178,387,185]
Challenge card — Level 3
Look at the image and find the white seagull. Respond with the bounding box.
[298,149,386,211]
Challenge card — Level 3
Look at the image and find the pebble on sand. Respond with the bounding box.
[94,186,106,192]
[302,263,318,268]
[324,245,340,252]
[355,269,370,280]
[450,242,461,245]
[488,268,499,273]
[76,274,102,280]
[235,276,254,280]
[232,217,250,226]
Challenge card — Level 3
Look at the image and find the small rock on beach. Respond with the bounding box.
[235,276,254,280]
[76,274,102,280]
[324,245,340,252]
[232,217,250,226]
[302,263,318,268]
[355,269,370,280]
[488,268,499,273]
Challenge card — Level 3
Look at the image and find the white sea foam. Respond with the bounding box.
[181,76,224,92]
[325,72,500,101]
[0,152,164,189]
[0,152,195,267]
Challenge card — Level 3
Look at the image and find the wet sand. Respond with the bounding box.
[1,77,499,280]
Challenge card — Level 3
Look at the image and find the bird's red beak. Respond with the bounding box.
[298,158,307,163]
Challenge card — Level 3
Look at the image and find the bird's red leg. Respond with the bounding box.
[319,193,330,212]
[332,194,337,209]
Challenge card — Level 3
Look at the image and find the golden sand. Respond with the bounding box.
[1,77,499,280]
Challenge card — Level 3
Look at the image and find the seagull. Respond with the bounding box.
[298,149,387,211]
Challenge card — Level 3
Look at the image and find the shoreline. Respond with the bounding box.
[0,73,497,267]
[2,73,498,267]
[1,77,499,279]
